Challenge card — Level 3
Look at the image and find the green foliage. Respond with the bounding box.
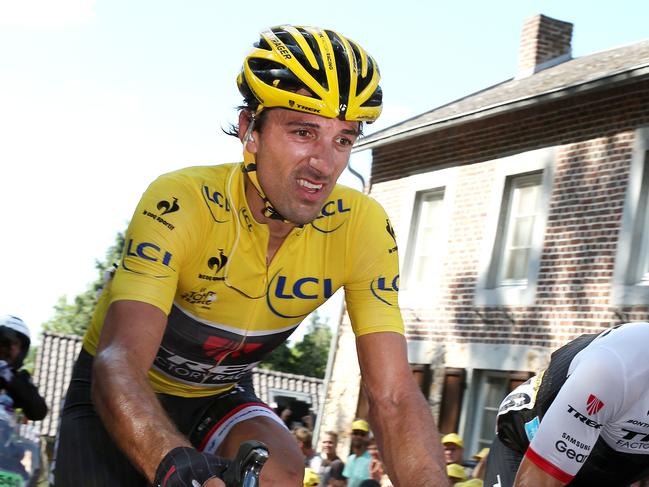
[42,232,125,336]
[259,311,332,378]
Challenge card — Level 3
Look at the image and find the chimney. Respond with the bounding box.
[516,14,573,78]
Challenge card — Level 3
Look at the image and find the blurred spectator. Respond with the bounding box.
[447,463,467,484]
[304,467,320,487]
[367,437,393,487]
[470,447,489,480]
[294,426,323,472]
[317,431,345,487]
[342,419,372,487]
[441,433,465,465]
[455,479,483,487]
[0,316,47,421]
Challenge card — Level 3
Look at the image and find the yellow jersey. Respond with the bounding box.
[83,163,403,396]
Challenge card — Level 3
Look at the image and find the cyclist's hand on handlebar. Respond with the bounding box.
[203,479,226,487]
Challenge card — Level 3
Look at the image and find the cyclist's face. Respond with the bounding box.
[244,108,360,226]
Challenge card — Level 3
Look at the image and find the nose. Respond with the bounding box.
[307,140,336,176]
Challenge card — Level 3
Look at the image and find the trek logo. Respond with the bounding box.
[566,404,603,429]
[296,103,321,114]
[155,349,255,385]
[203,185,231,223]
[555,440,587,463]
[125,239,173,267]
[203,336,263,363]
[266,272,334,319]
[157,197,179,215]
[386,219,398,254]
[370,275,399,306]
[586,394,605,415]
[616,429,649,450]
[312,198,350,233]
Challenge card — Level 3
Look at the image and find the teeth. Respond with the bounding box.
[298,179,323,190]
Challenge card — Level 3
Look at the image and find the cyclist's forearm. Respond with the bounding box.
[368,385,448,487]
[92,346,191,482]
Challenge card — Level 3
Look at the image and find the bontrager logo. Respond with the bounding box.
[157,197,179,215]
[586,394,605,415]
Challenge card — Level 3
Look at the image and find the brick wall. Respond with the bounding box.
[517,14,573,74]
[368,80,649,352]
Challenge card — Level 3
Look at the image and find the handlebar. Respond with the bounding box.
[224,440,269,487]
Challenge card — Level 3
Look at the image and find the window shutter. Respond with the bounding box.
[438,367,466,434]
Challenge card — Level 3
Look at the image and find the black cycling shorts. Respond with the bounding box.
[51,349,284,487]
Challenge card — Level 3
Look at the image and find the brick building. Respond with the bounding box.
[320,14,649,458]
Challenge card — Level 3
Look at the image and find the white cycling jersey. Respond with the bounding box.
[524,322,649,483]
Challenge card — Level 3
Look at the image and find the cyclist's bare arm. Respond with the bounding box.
[92,300,214,484]
[514,456,565,487]
[356,332,449,487]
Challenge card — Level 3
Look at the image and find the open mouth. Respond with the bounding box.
[297,178,324,193]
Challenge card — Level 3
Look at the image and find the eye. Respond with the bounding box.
[295,128,311,137]
[336,136,354,147]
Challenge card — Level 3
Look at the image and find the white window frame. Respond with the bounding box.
[474,147,555,306]
[403,189,446,288]
[612,126,649,304]
[441,341,550,459]
[398,167,458,306]
[470,370,510,453]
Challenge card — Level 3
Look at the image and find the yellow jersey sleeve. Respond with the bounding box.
[344,195,404,337]
[110,169,208,314]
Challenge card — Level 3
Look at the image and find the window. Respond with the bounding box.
[404,189,445,288]
[493,173,543,287]
[474,374,513,452]
[465,369,533,455]
[399,167,457,304]
[613,126,649,304]
[474,147,554,306]
[626,151,649,285]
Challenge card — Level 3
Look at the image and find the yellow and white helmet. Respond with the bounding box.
[238,25,382,122]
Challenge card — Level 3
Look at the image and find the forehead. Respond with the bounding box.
[265,108,360,133]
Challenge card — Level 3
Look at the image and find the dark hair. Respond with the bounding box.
[223,106,271,139]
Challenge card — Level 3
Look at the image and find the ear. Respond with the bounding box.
[238,110,258,153]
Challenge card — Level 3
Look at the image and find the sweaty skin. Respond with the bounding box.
[92,106,448,486]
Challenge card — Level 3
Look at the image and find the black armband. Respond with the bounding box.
[154,447,230,487]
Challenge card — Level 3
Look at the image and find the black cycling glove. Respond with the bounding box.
[153,447,230,487]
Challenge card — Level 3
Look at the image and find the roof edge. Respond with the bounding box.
[354,63,649,153]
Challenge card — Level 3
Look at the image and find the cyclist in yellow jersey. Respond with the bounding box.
[52,25,447,487]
